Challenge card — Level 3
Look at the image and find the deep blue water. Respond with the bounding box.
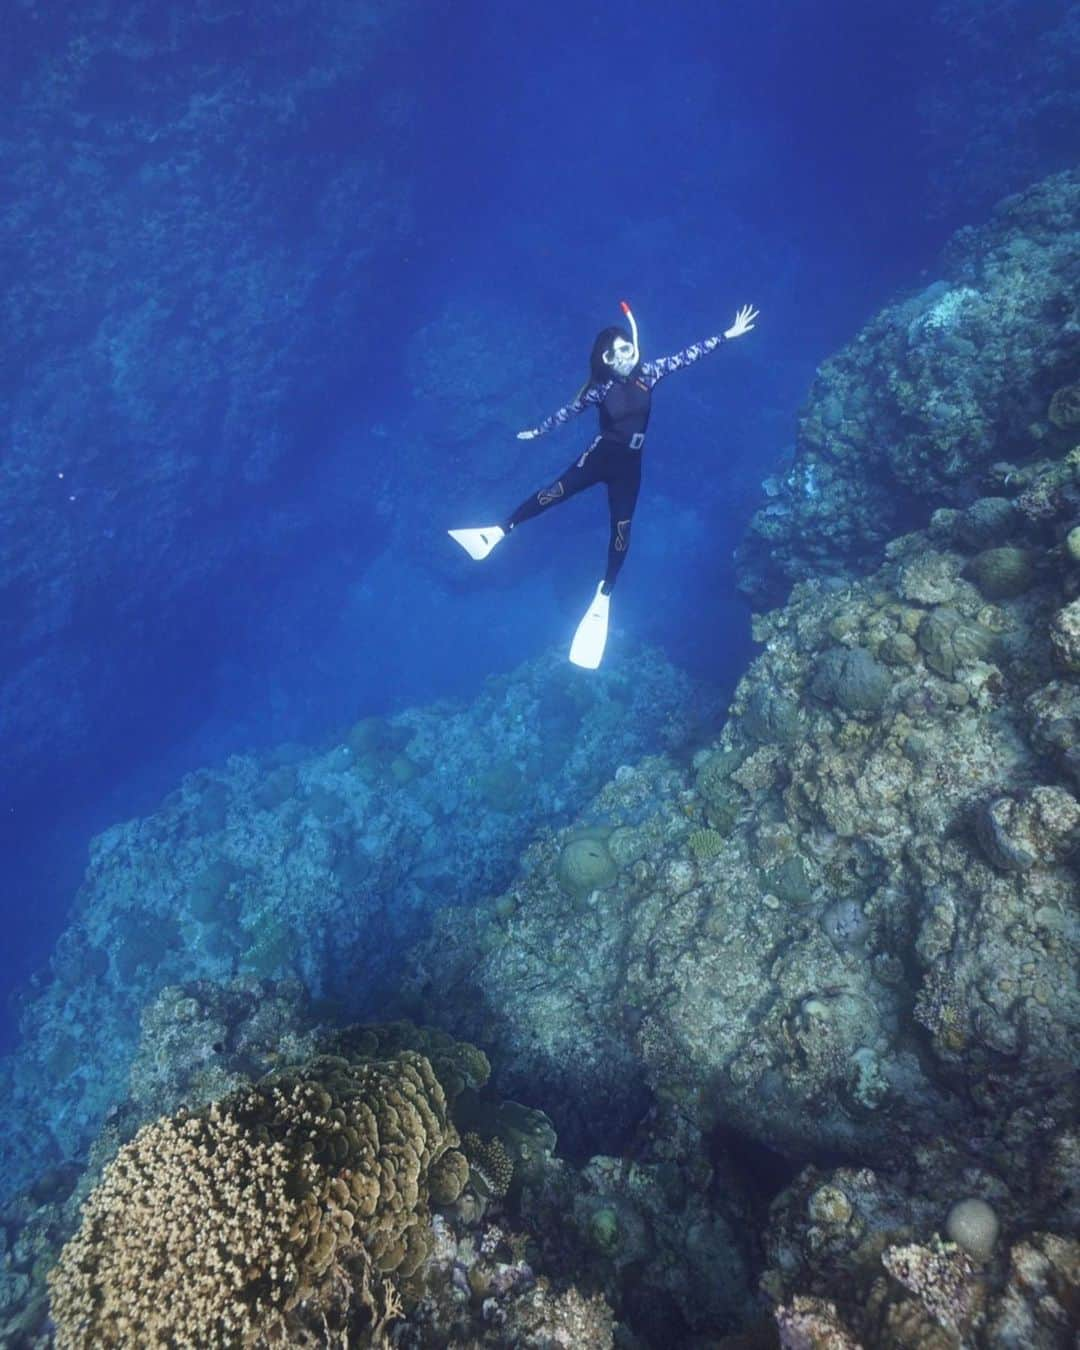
[2,0,1077,1051]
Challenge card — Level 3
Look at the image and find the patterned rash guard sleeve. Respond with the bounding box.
[642,334,726,386]
[527,382,608,436]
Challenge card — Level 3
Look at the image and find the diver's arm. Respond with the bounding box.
[516,384,606,439]
[645,305,758,385]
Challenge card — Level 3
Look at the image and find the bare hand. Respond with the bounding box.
[517,429,539,440]
[724,304,759,339]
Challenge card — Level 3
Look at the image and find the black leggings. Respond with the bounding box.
[506,437,642,592]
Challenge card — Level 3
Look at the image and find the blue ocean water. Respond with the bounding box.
[1,0,1075,1061]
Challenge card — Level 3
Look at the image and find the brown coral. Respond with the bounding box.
[428,1148,470,1207]
[48,1049,459,1348]
[49,1109,302,1348]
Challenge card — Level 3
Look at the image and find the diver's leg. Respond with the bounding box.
[505,439,603,531]
[568,449,639,669]
[449,442,605,561]
[601,454,642,593]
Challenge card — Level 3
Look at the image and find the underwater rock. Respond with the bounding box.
[557,832,618,898]
[0,644,721,1207]
[741,684,802,745]
[760,1137,1077,1349]
[898,549,967,606]
[1048,379,1080,429]
[974,787,1080,873]
[820,899,870,952]
[764,854,815,907]
[964,546,1035,600]
[1050,597,1080,670]
[810,646,892,716]
[774,1296,861,1349]
[410,459,1079,1177]
[737,170,1080,609]
[879,631,919,667]
[916,607,997,678]
[128,979,320,1123]
[956,496,1021,550]
[1025,679,1080,786]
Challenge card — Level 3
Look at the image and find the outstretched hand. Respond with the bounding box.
[724,304,759,339]
[516,429,539,440]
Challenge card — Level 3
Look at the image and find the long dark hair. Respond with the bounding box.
[574,325,633,401]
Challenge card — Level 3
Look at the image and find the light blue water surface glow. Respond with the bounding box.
[2,0,1077,1049]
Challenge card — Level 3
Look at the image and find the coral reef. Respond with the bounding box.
[7,166,1080,1347]
[0,643,717,1206]
[737,170,1080,609]
[4,988,635,1349]
[761,1141,1080,1348]
[49,1047,461,1346]
[407,452,1079,1181]
[14,432,1078,1350]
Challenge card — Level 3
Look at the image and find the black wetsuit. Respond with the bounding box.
[505,333,728,593]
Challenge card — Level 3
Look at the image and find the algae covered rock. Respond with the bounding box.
[695,745,745,802]
[810,646,892,716]
[411,454,1080,1176]
[1049,597,1080,670]
[898,549,966,606]
[975,787,1080,872]
[741,685,801,745]
[1,641,723,1208]
[879,631,918,666]
[606,826,647,868]
[956,496,1020,549]
[1048,379,1080,429]
[188,858,243,922]
[694,746,749,833]
[764,854,814,906]
[821,899,870,951]
[761,1147,1079,1350]
[557,831,618,898]
[917,607,996,678]
[346,715,412,758]
[964,546,1035,600]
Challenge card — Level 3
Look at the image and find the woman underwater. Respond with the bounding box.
[449,300,758,668]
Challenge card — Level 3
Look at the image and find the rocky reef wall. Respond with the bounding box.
[737,171,1080,611]
[0,644,720,1208]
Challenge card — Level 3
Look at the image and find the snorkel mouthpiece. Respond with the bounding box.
[619,299,640,367]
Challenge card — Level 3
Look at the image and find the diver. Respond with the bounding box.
[449,300,759,668]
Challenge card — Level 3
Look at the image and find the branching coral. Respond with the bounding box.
[48,1049,464,1347]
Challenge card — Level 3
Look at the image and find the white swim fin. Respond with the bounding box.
[569,582,610,669]
[447,525,505,561]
